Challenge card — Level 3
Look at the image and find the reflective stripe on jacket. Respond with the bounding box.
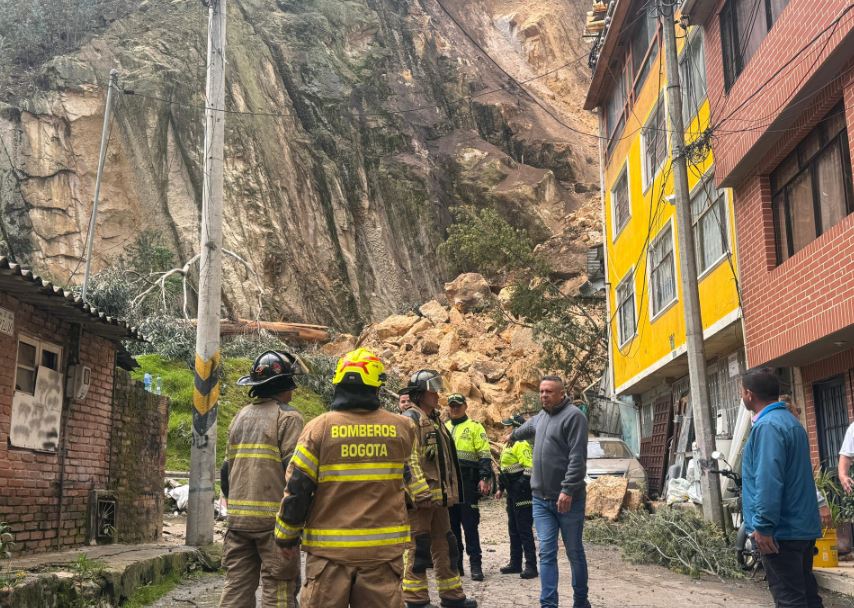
[405,408,462,507]
[275,408,430,564]
[226,399,304,531]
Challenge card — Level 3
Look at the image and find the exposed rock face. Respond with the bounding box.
[0,0,598,329]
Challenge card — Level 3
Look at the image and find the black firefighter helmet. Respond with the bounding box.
[237,350,298,388]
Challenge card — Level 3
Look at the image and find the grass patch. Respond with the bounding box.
[122,571,214,608]
[132,355,329,471]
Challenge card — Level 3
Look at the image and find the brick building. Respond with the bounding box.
[0,258,168,554]
[682,0,854,470]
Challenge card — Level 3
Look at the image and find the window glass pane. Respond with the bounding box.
[768,0,790,24]
[736,0,768,69]
[17,341,36,368]
[41,349,59,371]
[606,64,626,139]
[617,274,636,343]
[644,100,667,186]
[771,153,799,193]
[773,192,790,261]
[788,171,817,253]
[699,196,727,270]
[816,141,848,233]
[799,129,821,164]
[15,368,36,394]
[680,32,707,124]
[825,104,846,139]
[651,227,675,314]
[613,171,630,233]
[721,3,738,89]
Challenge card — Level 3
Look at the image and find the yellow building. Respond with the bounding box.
[584,0,744,496]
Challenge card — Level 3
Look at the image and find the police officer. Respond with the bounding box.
[402,370,477,608]
[274,349,431,608]
[445,394,492,581]
[496,414,538,579]
[220,351,304,608]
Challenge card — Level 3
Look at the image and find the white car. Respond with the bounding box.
[587,437,647,494]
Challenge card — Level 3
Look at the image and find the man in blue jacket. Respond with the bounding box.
[741,368,823,608]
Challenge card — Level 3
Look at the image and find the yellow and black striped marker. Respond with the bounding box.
[193,351,221,434]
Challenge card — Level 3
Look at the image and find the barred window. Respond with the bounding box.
[616,271,636,346]
[611,167,631,237]
[642,98,667,190]
[690,178,729,274]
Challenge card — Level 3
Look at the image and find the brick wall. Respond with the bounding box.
[800,349,854,468]
[109,370,168,544]
[0,293,116,554]
[697,3,854,367]
[701,0,854,185]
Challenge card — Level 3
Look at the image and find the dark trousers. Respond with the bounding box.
[761,540,823,608]
[449,502,482,566]
[507,498,536,568]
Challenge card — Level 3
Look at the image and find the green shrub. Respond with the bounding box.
[438,206,535,278]
[584,508,742,580]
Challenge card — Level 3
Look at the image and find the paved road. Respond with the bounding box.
[151,500,854,607]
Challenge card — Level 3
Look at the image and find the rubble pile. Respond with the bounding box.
[321,273,544,427]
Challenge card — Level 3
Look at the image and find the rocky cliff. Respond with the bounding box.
[0,0,599,330]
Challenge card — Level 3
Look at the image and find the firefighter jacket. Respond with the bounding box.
[498,440,533,508]
[404,407,463,507]
[224,399,304,531]
[274,408,431,565]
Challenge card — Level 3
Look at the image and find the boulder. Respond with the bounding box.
[406,318,433,337]
[419,300,450,324]
[319,333,357,357]
[438,330,462,358]
[448,351,478,372]
[586,476,630,521]
[448,372,474,397]
[444,273,494,313]
[420,340,440,355]
[373,314,420,341]
[497,285,516,304]
[509,326,538,356]
[448,307,466,326]
[471,360,505,383]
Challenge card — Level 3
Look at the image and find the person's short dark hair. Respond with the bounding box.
[541,375,564,386]
[742,367,780,401]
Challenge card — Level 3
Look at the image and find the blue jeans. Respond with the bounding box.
[533,495,589,608]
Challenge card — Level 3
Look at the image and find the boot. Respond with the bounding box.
[499,563,522,574]
[469,561,484,581]
[520,564,538,579]
[406,604,438,608]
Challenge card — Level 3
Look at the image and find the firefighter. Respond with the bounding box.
[274,348,431,608]
[496,414,538,579]
[219,351,304,608]
[445,393,492,580]
[402,370,478,608]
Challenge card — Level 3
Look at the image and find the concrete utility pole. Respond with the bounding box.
[81,69,118,302]
[659,0,724,527]
[187,0,226,547]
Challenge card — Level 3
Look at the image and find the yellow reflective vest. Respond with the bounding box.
[445,416,491,471]
[499,440,533,476]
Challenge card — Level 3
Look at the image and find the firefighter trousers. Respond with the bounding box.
[449,501,482,566]
[219,528,299,608]
[403,506,468,606]
[300,553,403,608]
[506,498,536,569]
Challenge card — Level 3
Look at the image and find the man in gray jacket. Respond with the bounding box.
[510,376,589,608]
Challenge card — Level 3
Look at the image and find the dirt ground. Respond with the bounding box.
[153,499,854,607]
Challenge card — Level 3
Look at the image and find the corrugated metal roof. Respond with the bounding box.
[0,257,142,341]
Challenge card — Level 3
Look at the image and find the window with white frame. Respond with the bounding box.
[679,30,706,125]
[649,224,676,317]
[611,167,631,237]
[616,270,636,346]
[642,97,667,190]
[12,336,64,452]
[15,336,62,395]
[691,177,730,274]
